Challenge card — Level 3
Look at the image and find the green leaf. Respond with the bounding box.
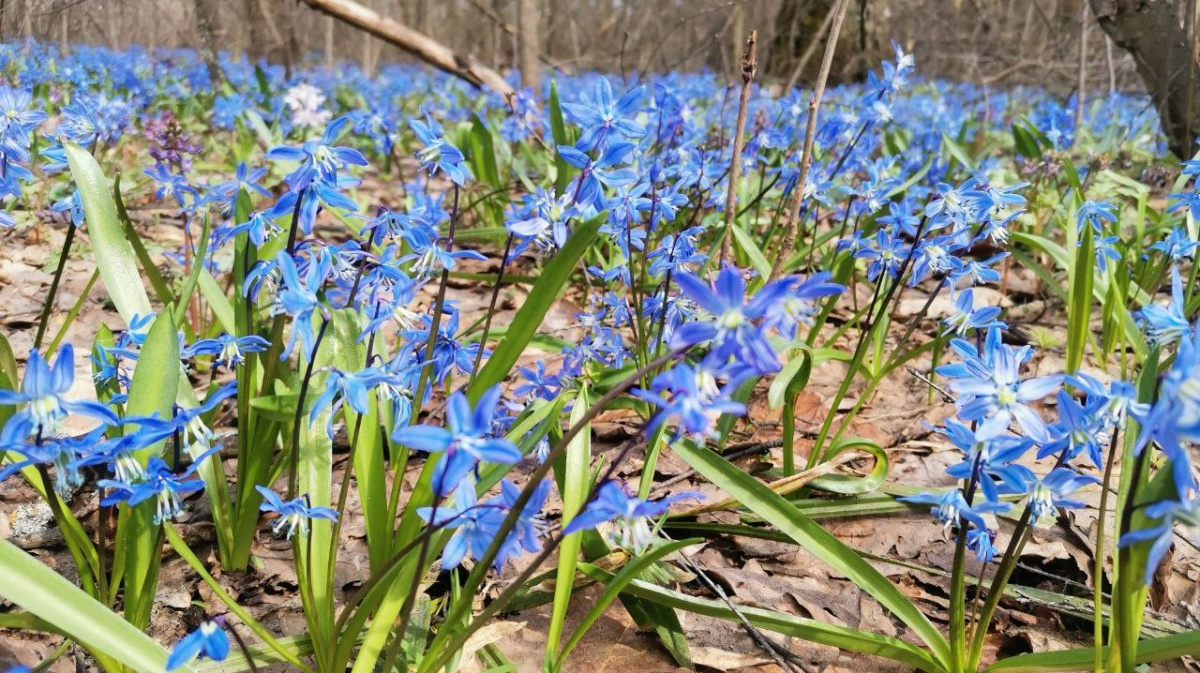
[1066,225,1095,373]
[809,437,889,495]
[66,143,153,321]
[729,223,772,280]
[670,440,950,663]
[549,82,571,193]
[577,565,945,673]
[126,309,180,465]
[113,175,177,309]
[941,132,976,173]
[982,630,1200,673]
[1012,122,1041,159]
[554,539,699,671]
[469,216,601,403]
[547,385,591,660]
[0,332,18,427]
[118,306,180,628]
[0,539,179,673]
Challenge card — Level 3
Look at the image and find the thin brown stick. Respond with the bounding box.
[771,0,850,281]
[720,29,757,265]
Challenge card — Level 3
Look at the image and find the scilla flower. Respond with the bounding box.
[256,486,339,539]
[0,344,117,435]
[392,386,522,496]
[564,481,700,552]
[167,619,229,671]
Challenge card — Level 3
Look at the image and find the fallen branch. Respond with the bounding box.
[298,0,517,105]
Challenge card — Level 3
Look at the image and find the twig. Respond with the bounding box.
[720,29,757,265]
[905,366,954,404]
[771,0,850,280]
[672,544,812,673]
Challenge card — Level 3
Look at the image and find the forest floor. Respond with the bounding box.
[2,191,1199,673]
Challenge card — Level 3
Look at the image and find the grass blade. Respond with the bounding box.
[671,439,950,663]
[0,539,177,673]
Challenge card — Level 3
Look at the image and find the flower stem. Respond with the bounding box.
[34,221,77,350]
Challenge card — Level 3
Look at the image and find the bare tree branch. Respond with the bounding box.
[298,0,517,105]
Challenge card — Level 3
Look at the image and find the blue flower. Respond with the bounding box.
[1074,200,1117,235]
[937,328,1061,443]
[99,452,214,524]
[392,386,522,496]
[942,289,1005,336]
[854,228,910,281]
[561,77,646,150]
[1021,467,1098,526]
[1038,390,1109,468]
[1119,497,1197,585]
[266,115,367,191]
[900,489,1007,534]
[0,344,117,434]
[636,363,750,440]
[417,483,503,569]
[256,485,339,539]
[271,252,328,360]
[308,367,398,438]
[167,619,230,671]
[410,112,471,186]
[563,481,700,552]
[184,333,270,367]
[1137,266,1191,346]
[1148,226,1198,263]
[759,272,846,340]
[670,266,792,374]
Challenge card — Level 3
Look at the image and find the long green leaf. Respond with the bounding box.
[549,82,571,193]
[118,306,180,628]
[578,565,945,673]
[671,440,951,663]
[547,385,591,660]
[469,216,602,403]
[555,539,698,671]
[729,223,771,280]
[1066,225,1094,374]
[67,141,235,562]
[983,630,1200,673]
[66,144,153,320]
[0,540,180,673]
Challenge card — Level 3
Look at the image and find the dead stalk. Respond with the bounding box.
[721,29,758,265]
[771,0,850,281]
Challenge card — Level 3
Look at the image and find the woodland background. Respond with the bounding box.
[0,0,1146,98]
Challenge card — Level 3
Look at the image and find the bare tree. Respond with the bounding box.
[517,0,541,87]
[1091,0,1197,158]
[194,0,222,84]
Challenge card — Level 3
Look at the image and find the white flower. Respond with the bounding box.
[284,83,331,129]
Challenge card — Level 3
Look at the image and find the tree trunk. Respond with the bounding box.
[1090,0,1198,158]
[766,0,884,84]
[194,0,223,84]
[517,0,541,88]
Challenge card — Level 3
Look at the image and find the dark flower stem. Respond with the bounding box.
[469,232,515,384]
[34,221,78,350]
[287,316,331,499]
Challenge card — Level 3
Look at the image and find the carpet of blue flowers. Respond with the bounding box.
[0,35,1198,673]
